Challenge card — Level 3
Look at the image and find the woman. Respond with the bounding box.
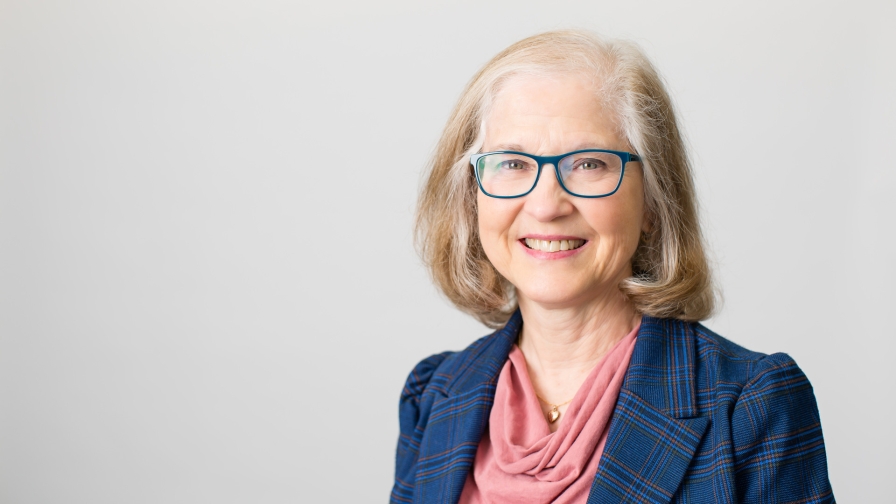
[393,30,833,504]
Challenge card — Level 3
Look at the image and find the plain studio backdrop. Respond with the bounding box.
[1,0,893,502]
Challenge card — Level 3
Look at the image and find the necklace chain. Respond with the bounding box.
[535,393,574,409]
[535,393,574,424]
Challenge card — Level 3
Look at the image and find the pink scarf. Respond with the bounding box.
[460,323,639,503]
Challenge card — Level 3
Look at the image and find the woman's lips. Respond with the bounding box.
[519,237,588,259]
[523,238,586,252]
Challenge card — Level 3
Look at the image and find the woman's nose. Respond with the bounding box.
[523,164,574,221]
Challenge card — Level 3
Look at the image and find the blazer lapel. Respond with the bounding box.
[588,317,709,504]
[412,312,521,504]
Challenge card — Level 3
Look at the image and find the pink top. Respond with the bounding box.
[459,322,640,504]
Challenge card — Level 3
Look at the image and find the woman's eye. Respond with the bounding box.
[578,159,606,170]
[500,160,527,170]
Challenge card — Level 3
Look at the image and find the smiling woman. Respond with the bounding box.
[394,30,834,504]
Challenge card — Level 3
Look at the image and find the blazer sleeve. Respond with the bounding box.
[732,352,835,503]
[391,352,453,504]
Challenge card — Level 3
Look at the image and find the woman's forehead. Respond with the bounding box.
[484,75,624,153]
[491,74,604,115]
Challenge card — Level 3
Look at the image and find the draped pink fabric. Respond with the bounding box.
[459,323,639,504]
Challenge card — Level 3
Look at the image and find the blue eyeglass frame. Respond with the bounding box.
[470,149,642,199]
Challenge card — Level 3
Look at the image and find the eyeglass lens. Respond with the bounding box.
[476,151,623,197]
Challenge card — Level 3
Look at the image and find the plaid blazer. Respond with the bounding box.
[391,311,834,503]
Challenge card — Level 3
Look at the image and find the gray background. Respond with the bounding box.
[1,0,893,502]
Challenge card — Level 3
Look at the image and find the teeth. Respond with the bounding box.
[524,238,585,252]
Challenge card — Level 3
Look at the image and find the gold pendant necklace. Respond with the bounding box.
[535,394,574,424]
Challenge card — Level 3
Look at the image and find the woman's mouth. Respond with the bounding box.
[523,238,586,253]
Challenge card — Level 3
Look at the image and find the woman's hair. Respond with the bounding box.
[416,29,716,328]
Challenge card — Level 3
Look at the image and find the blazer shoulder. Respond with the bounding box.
[692,322,767,361]
[401,329,505,401]
[688,323,827,431]
[401,351,455,402]
[690,322,785,387]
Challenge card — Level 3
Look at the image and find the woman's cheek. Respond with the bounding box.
[477,199,516,277]
[478,221,508,275]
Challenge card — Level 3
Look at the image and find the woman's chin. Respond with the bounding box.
[516,285,592,309]
[514,275,628,310]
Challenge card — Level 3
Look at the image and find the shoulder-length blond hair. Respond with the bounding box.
[416,29,715,328]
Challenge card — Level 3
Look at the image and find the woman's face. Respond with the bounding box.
[478,74,647,309]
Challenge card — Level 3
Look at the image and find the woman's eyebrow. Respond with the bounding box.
[490,143,609,153]
[491,143,527,152]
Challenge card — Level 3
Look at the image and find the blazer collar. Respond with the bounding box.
[622,316,700,418]
[414,312,708,504]
[587,316,709,503]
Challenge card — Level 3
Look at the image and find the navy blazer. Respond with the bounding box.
[391,311,834,503]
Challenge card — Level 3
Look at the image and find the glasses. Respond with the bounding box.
[470,149,641,198]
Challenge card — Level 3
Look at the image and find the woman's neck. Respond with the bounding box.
[517,289,640,409]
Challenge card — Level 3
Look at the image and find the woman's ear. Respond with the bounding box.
[641,209,654,235]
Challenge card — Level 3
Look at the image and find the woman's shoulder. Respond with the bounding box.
[401,329,510,401]
[688,321,809,389]
[401,350,456,401]
[637,317,810,387]
[402,310,522,400]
